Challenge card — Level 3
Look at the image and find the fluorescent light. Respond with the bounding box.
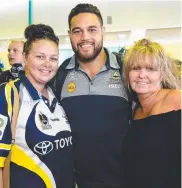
[118,34,126,39]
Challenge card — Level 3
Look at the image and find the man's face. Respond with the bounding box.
[8,41,24,66]
[68,13,105,63]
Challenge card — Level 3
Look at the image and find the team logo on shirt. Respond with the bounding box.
[34,141,53,155]
[111,71,121,81]
[109,71,122,89]
[39,112,52,130]
[67,82,76,93]
[67,71,77,81]
[62,114,69,124]
[0,115,8,140]
[34,136,73,155]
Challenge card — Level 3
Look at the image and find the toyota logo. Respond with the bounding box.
[34,141,53,155]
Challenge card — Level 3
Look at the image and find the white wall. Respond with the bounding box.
[163,42,182,60]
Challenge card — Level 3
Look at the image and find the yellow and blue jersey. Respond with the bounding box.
[0,74,74,188]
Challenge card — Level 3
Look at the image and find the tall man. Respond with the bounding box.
[0,40,24,84]
[54,3,130,188]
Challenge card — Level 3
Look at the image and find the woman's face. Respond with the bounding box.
[24,39,59,88]
[129,57,161,96]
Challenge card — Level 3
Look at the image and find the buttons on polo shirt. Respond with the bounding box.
[43,99,50,108]
[90,81,95,92]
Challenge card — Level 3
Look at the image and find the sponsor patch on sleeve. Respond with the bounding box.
[0,114,8,140]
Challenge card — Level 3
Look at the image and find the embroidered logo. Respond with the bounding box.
[39,112,52,130]
[67,71,77,81]
[62,114,69,124]
[0,115,8,140]
[108,71,122,89]
[111,71,120,80]
[67,82,76,93]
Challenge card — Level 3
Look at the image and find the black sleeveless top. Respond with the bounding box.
[124,110,181,188]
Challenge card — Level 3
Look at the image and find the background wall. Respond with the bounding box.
[163,42,182,60]
[0,0,181,70]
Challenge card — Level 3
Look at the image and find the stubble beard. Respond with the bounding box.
[71,40,103,63]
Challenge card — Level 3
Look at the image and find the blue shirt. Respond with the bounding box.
[59,49,129,187]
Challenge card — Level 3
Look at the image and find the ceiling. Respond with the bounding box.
[0,0,181,46]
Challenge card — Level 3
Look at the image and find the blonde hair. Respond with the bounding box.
[124,38,181,90]
[8,40,25,47]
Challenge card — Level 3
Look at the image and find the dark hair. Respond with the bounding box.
[24,24,59,55]
[68,3,103,28]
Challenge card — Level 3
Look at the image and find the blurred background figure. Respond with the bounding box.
[0,60,4,74]
[0,40,24,84]
[8,40,24,66]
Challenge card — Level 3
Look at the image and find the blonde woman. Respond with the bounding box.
[123,39,181,188]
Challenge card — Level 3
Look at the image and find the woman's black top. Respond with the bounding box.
[124,110,181,188]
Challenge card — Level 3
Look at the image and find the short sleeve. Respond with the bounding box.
[0,83,12,167]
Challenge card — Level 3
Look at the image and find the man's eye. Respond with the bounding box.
[73,30,81,34]
[89,28,97,32]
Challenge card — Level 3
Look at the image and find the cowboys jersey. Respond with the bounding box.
[0,75,74,188]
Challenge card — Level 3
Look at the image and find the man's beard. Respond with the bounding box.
[71,40,103,63]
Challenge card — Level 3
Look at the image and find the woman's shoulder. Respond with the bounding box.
[0,79,21,96]
[162,89,181,110]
